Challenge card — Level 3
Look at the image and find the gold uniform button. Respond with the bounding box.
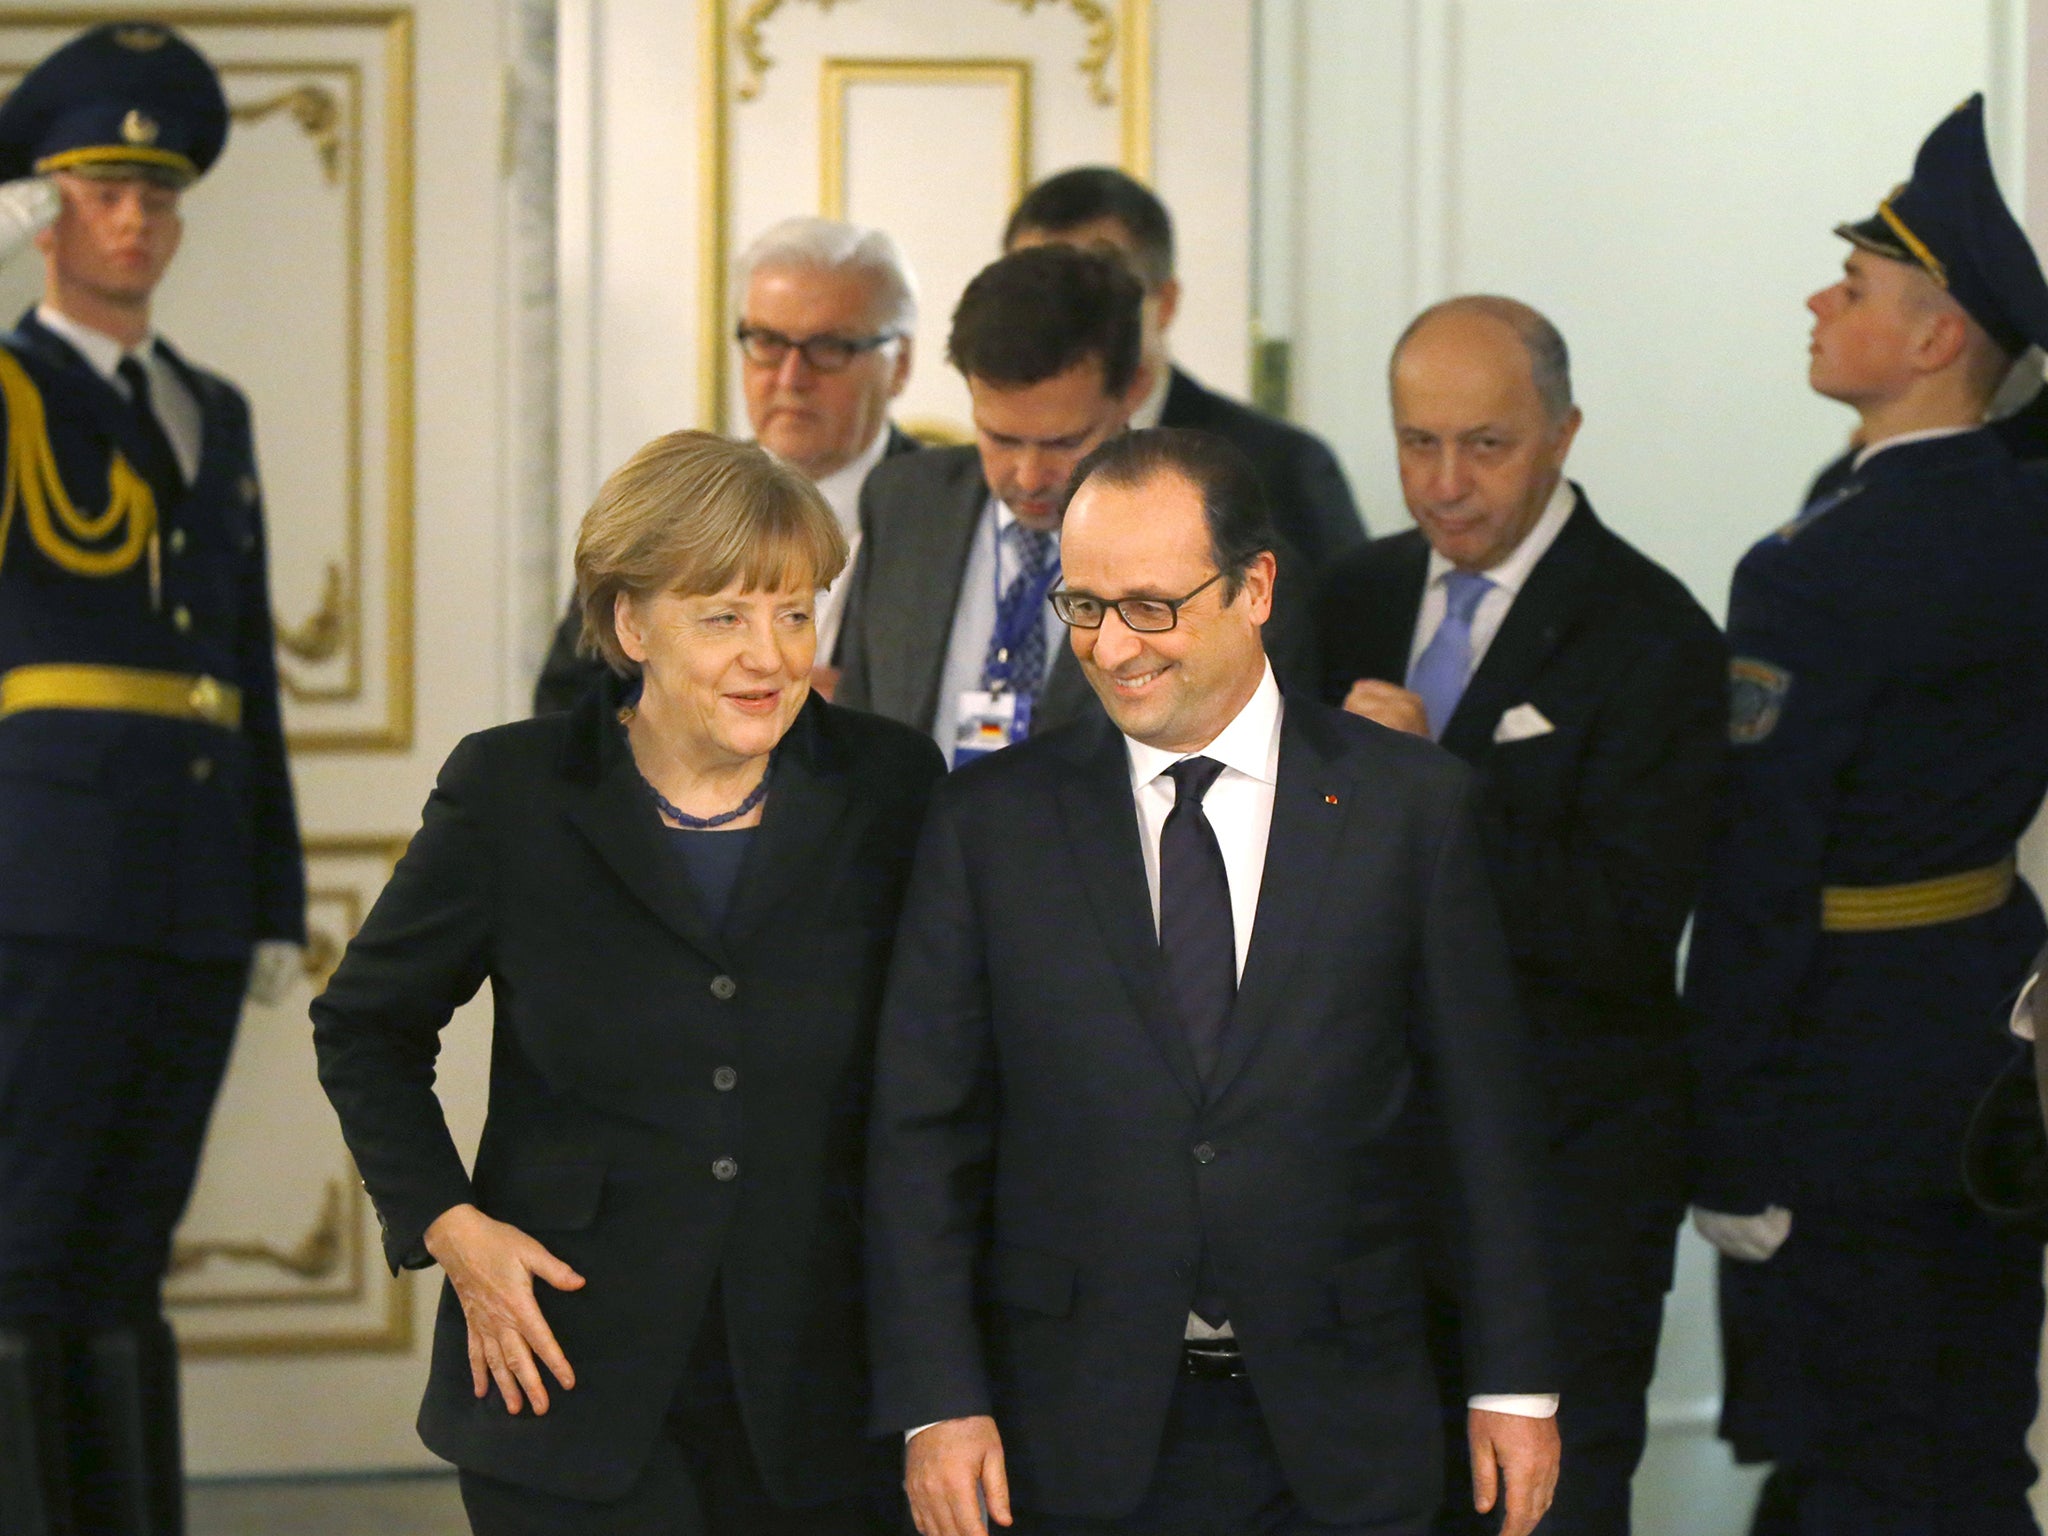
[167,528,186,555]
[172,605,192,633]
[188,675,225,721]
[190,756,213,783]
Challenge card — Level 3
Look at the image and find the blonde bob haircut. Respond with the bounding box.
[574,430,848,675]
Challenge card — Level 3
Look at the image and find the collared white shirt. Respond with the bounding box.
[1406,476,1578,684]
[1118,661,1557,1420]
[36,304,200,484]
[1127,357,1172,431]
[931,496,1065,764]
[809,424,893,663]
[1852,424,1976,473]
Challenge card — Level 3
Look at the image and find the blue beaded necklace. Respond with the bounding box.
[640,766,770,829]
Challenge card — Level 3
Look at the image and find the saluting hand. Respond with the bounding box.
[424,1202,586,1416]
[1341,679,1432,737]
[1469,1407,1560,1536]
[906,1415,1011,1536]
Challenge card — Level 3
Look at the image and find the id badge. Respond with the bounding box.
[953,689,1033,766]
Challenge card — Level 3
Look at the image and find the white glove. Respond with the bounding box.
[0,178,59,269]
[1692,1205,1793,1263]
[244,939,305,1006]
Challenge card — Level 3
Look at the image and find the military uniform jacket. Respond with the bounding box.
[1686,430,2048,1209]
[0,311,304,958]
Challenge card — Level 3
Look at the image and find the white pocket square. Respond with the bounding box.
[1493,703,1555,743]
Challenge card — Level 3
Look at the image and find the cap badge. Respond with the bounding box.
[113,26,169,52]
[120,109,159,146]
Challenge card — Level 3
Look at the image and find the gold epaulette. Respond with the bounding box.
[1820,856,2015,933]
[0,346,156,578]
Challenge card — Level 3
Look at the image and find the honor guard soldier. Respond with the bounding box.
[1687,96,2048,1536]
[0,24,306,1534]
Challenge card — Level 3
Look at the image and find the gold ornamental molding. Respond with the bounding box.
[230,80,344,184]
[275,560,349,668]
[818,58,1031,222]
[169,1180,350,1289]
[703,0,1152,431]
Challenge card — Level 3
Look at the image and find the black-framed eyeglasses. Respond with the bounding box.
[735,324,900,374]
[1050,572,1225,633]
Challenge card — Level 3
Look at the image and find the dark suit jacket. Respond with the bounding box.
[864,701,1552,1527]
[1964,943,2048,1229]
[530,425,922,715]
[1161,366,1365,570]
[835,444,1320,739]
[1315,493,1727,1137]
[312,682,944,1504]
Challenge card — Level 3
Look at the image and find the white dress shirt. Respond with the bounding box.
[809,424,893,664]
[1128,357,1172,431]
[1121,662,1557,1420]
[930,497,1066,763]
[1406,477,1578,684]
[36,304,200,483]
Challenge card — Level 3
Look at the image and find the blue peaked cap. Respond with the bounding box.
[0,23,227,188]
[1836,94,2048,355]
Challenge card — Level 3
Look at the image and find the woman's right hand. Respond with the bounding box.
[424,1202,587,1415]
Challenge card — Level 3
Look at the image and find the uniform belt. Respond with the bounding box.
[0,664,242,730]
[1820,856,2016,933]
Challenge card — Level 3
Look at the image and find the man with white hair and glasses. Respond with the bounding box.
[534,216,920,711]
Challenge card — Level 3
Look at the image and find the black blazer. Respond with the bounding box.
[1161,366,1366,571]
[864,701,1552,1528]
[530,425,922,716]
[1315,494,1727,1118]
[313,683,945,1504]
[835,444,1321,737]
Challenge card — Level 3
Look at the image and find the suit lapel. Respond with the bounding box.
[10,312,183,507]
[562,707,733,969]
[878,458,985,726]
[1053,718,1204,1106]
[1207,704,1352,1100]
[1439,494,1603,760]
[721,701,854,947]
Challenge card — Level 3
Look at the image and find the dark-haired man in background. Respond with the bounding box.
[1004,166,1364,574]
[836,245,1315,764]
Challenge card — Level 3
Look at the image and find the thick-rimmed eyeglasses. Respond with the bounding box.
[1050,572,1224,633]
[735,324,900,374]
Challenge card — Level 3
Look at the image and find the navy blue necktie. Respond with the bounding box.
[982,525,1055,695]
[1408,570,1492,740]
[1160,756,1235,1084]
[116,355,185,510]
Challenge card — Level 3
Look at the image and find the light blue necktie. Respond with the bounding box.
[1407,570,1492,740]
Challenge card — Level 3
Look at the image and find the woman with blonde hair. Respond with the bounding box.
[315,431,944,1533]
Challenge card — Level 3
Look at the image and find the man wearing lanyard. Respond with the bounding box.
[836,245,1149,765]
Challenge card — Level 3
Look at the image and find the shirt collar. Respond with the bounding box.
[806,422,894,534]
[1423,475,1578,597]
[1852,424,1978,472]
[1123,660,1283,794]
[1128,357,1173,431]
[36,304,155,384]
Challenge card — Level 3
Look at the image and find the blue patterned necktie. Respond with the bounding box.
[1408,570,1493,740]
[983,525,1056,695]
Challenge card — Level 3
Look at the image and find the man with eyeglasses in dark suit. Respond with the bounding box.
[533,216,921,712]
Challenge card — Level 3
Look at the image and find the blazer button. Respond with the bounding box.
[709,974,737,1000]
[172,605,193,633]
[167,527,187,555]
[712,1066,738,1092]
[1192,1142,1217,1164]
[711,1156,739,1181]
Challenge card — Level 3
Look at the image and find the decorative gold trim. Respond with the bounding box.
[997,0,1114,106]
[818,58,1031,222]
[1821,855,2014,933]
[34,144,196,179]
[169,1180,351,1289]
[275,561,349,665]
[1877,195,1949,289]
[703,0,1151,432]
[231,81,344,185]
